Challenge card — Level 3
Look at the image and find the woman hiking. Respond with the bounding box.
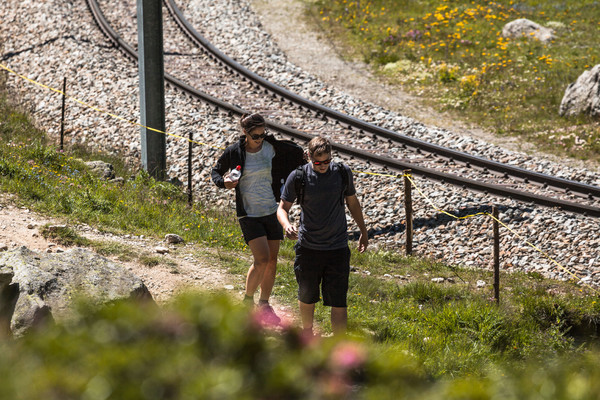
[211,112,304,325]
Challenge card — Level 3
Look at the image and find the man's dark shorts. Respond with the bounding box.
[238,212,283,243]
[293,245,351,307]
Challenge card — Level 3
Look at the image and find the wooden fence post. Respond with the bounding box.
[404,170,413,256]
[187,131,193,206]
[493,206,500,304]
[60,77,67,151]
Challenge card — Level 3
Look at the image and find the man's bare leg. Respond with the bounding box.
[299,301,316,333]
[331,307,347,336]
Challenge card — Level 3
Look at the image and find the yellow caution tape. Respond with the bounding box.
[405,173,598,294]
[0,63,224,150]
[487,212,597,293]
[352,169,401,178]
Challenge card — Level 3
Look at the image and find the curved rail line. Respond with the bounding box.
[86,0,600,218]
[164,0,600,201]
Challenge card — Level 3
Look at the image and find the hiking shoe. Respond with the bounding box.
[243,295,255,309]
[257,303,281,326]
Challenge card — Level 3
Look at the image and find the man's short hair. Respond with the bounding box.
[308,136,332,157]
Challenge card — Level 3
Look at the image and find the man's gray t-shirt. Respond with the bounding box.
[281,162,356,250]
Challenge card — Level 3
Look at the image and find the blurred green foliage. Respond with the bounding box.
[1,292,600,399]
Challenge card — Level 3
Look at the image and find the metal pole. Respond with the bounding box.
[188,131,193,206]
[60,77,66,151]
[137,0,166,180]
[404,170,413,256]
[493,206,500,304]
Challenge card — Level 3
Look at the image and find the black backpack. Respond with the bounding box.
[272,139,306,201]
[294,162,349,206]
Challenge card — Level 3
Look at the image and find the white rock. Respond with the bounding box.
[155,247,170,254]
[502,19,555,43]
[560,64,600,118]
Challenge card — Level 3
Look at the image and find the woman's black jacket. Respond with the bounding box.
[211,135,304,217]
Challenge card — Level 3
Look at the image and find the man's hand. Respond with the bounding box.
[357,233,368,253]
[278,200,298,240]
[346,195,368,253]
[284,224,298,240]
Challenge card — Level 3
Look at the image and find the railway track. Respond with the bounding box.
[87,0,600,218]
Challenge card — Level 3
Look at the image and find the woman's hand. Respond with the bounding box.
[223,173,238,189]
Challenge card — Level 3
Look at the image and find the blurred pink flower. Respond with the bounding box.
[330,341,367,371]
[250,305,293,332]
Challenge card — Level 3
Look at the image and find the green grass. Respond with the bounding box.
[0,94,246,251]
[269,246,600,378]
[39,224,92,247]
[309,0,600,161]
[91,241,139,262]
[39,223,179,269]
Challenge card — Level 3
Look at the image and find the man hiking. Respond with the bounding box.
[277,136,368,336]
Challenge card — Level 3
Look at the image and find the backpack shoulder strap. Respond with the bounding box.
[338,163,349,206]
[294,165,305,205]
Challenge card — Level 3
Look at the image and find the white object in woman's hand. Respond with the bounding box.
[223,173,238,189]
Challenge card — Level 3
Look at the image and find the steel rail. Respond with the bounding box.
[86,0,600,217]
[164,0,600,200]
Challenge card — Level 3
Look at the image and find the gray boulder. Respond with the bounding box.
[165,234,184,244]
[502,18,555,43]
[85,160,115,180]
[0,247,153,336]
[559,64,600,118]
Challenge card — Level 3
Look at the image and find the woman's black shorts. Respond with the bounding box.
[238,212,283,243]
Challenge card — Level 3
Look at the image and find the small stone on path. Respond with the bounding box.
[155,246,170,254]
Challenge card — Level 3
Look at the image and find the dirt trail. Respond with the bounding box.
[0,194,298,329]
[0,195,228,301]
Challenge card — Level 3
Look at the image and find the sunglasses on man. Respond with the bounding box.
[312,158,332,166]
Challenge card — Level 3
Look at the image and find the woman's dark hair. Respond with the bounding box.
[240,113,265,133]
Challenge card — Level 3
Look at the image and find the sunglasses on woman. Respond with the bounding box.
[248,131,267,140]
